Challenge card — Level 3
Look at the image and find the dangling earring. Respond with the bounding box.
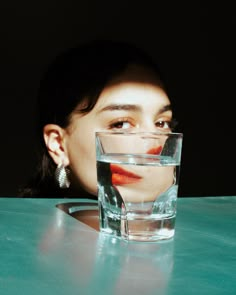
[55,163,70,188]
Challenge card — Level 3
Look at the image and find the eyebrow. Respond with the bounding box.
[98,103,172,114]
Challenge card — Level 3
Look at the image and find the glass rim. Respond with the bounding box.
[95,131,183,136]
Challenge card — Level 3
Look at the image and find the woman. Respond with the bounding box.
[19,39,177,198]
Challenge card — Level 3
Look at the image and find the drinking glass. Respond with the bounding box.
[96,131,183,242]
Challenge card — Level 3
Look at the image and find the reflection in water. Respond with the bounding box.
[38,204,174,295]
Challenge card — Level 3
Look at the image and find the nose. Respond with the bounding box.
[138,121,157,133]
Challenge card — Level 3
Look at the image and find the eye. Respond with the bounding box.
[155,118,178,131]
[109,118,134,130]
[155,120,172,130]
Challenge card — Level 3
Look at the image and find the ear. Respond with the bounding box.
[43,124,69,166]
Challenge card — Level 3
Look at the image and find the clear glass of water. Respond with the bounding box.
[96,131,183,242]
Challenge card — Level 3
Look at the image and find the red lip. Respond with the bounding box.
[146,146,162,155]
[110,164,142,185]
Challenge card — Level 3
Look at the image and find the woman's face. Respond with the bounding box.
[63,65,172,195]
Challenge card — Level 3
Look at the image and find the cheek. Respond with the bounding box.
[68,133,98,195]
[76,156,98,194]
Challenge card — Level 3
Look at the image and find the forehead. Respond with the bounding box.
[95,84,170,114]
[95,64,170,107]
[70,64,170,125]
[97,82,169,106]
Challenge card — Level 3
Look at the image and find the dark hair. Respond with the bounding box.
[19,39,168,197]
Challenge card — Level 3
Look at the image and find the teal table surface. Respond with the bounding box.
[0,196,235,295]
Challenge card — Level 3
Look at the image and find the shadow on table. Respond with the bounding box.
[56,201,99,231]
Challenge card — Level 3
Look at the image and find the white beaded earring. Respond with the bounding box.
[55,163,70,188]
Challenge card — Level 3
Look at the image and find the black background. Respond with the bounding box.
[0,2,235,197]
